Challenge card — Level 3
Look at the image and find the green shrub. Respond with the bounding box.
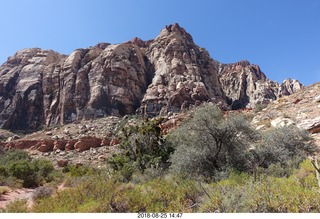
[7,160,36,187]
[199,169,320,213]
[62,164,97,177]
[4,199,29,213]
[0,186,10,196]
[26,166,320,213]
[32,186,55,201]
[31,158,55,183]
[0,165,8,177]
[254,103,268,113]
[254,125,317,172]
[0,175,23,188]
[168,103,258,180]
[109,118,174,181]
[0,150,58,188]
[0,149,31,166]
[32,175,118,212]
[292,159,318,189]
[31,174,201,213]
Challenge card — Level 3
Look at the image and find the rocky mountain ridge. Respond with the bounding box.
[0,23,302,131]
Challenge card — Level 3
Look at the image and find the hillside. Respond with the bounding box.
[253,82,320,146]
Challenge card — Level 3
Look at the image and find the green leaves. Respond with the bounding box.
[168,104,257,180]
[0,149,56,187]
[255,125,317,172]
[108,118,174,181]
[8,160,35,187]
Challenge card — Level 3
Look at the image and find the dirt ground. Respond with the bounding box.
[0,188,34,210]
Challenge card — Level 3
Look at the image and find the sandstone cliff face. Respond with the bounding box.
[139,23,227,116]
[0,48,64,130]
[0,43,152,130]
[218,60,283,109]
[0,23,302,131]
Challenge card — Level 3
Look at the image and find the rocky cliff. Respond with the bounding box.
[0,23,302,131]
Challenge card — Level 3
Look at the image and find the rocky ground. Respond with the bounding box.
[252,82,320,146]
[0,188,34,210]
[0,116,126,168]
[0,114,183,168]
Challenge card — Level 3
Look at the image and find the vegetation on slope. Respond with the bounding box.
[1,103,320,213]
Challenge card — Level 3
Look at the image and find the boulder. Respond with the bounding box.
[74,136,102,152]
[65,139,77,151]
[101,138,111,146]
[8,140,38,150]
[298,117,320,133]
[57,159,68,167]
[53,140,67,151]
[6,135,20,142]
[38,140,54,152]
[271,117,295,128]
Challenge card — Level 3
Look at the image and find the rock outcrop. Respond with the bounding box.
[280,78,303,96]
[218,60,280,109]
[0,23,303,131]
[252,82,320,146]
[298,117,320,134]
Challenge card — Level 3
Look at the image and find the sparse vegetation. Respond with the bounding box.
[0,186,10,196]
[2,199,29,213]
[254,103,268,113]
[1,104,319,212]
[32,186,54,201]
[7,161,320,213]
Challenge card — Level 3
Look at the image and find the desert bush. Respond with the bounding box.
[0,149,31,166]
[292,159,318,189]
[0,165,7,177]
[32,186,55,201]
[0,175,23,188]
[32,175,119,212]
[109,118,174,181]
[7,160,37,187]
[31,174,201,213]
[168,103,258,180]
[200,167,320,213]
[0,186,10,197]
[0,149,57,187]
[254,103,268,113]
[253,125,317,174]
[5,159,56,188]
[169,104,317,180]
[0,151,26,187]
[26,163,320,213]
[3,199,29,213]
[31,158,55,183]
[62,164,97,177]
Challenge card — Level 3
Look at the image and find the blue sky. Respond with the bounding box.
[0,0,319,85]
